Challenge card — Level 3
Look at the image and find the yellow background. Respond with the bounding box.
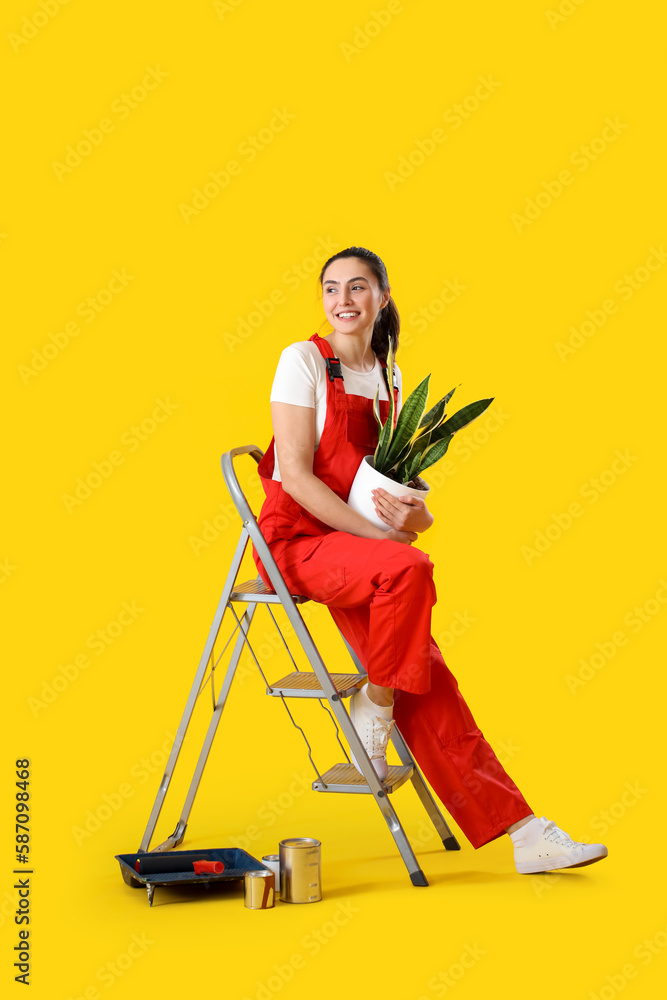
[3,1,666,997]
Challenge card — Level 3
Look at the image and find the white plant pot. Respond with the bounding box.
[346,455,430,532]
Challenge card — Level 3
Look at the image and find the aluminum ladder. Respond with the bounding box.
[138,445,460,886]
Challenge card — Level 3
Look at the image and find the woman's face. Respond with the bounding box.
[321,257,389,340]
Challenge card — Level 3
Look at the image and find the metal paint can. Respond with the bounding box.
[279,838,322,903]
[243,870,275,909]
[261,855,281,893]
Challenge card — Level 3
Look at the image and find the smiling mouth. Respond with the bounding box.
[336,312,360,319]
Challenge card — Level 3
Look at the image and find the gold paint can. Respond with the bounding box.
[279,838,321,903]
[243,869,275,909]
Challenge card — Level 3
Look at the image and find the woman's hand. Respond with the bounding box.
[385,527,419,545]
[372,487,434,533]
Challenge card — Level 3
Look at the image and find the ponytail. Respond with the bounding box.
[371,295,399,363]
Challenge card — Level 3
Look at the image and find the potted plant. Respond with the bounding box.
[347,336,494,531]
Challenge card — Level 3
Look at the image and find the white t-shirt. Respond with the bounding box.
[269,340,403,481]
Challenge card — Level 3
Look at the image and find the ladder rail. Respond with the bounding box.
[137,525,250,853]
[338,632,460,849]
[153,603,261,851]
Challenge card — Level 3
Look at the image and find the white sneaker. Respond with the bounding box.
[513,816,609,874]
[348,684,395,781]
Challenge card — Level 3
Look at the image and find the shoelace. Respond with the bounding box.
[540,817,585,847]
[365,716,395,759]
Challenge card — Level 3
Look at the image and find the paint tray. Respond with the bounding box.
[115,847,270,906]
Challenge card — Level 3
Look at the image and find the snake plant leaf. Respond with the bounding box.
[387,333,396,430]
[372,385,382,434]
[381,383,431,476]
[412,433,454,478]
[438,397,494,436]
[388,421,433,478]
[385,435,418,477]
[397,449,424,485]
[374,337,396,469]
[374,411,393,469]
[381,374,431,472]
[416,386,458,438]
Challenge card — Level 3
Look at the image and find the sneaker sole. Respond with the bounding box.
[348,750,388,781]
[516,846,608,874]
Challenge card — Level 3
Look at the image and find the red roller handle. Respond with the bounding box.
[193,860,225,874]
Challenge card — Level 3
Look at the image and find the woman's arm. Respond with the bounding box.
[272,401,417,544]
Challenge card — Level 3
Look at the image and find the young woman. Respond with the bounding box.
[252,245,608,875]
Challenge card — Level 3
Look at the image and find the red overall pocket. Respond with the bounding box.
[345,409,379,453]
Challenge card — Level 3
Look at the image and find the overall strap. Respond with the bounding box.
[308,332,398,404]
[309,332,345,398]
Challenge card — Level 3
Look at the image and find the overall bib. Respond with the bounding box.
[252,333,532,849]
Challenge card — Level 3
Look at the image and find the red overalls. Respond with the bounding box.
[252,333,532,849]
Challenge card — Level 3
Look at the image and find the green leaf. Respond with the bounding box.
[374,401,393,468]
[397,449,424,485]
[374,335,396,470]
[387,334,395,425]
[413,434,454,478]
[385,436,416,477]
[372,385,382,434]
[438,398,494,437]
[381,374,430,472]
[416,386,458,437]
[387,381,441,474]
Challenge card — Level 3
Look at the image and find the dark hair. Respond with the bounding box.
[318,246,399,362]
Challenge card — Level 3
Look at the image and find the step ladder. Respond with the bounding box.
[138,445,460,886]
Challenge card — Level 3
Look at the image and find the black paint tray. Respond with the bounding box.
[115,847,270,906]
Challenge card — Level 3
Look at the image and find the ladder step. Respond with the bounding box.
[229,579,309,604]
[267,672,367,699]
[313,763,413,794]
